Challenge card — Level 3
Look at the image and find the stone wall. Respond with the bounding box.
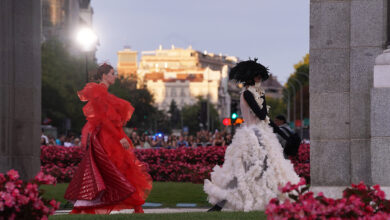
[310,0,387,190]
[0,0,42,179]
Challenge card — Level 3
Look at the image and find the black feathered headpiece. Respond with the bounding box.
[229,58,270,86]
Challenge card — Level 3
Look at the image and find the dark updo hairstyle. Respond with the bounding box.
[95,63,114,81]
[229,58,269,86]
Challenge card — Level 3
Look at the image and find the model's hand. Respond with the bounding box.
[120,138,130,149]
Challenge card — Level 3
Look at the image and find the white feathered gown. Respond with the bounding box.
[203,85,300,211]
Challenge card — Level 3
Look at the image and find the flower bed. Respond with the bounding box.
[41,143,310,183]
[0,170,59,220]
[134,147,226,183]
[40,146,85,183]
[289,143,310,183]
[266,179,390,219]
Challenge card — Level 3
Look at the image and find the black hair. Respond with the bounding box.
[275,115,287,123]
[229,58,270,86]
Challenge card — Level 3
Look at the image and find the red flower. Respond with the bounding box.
[6,169,19,180]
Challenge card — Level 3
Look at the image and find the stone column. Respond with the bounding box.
[371,49,390,194]
[0,1,41,179]
[310,0,387,197]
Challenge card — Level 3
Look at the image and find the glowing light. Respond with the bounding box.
[76,27,98,51]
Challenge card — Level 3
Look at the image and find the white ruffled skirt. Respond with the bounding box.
[204,122,300,211]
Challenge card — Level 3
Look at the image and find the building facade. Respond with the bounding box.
[137,46,236,119]
[117,47,138,80]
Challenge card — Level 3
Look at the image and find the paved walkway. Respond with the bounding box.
[55,208,209,215]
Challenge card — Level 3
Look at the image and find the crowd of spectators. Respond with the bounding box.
[41,129,233,149]
[41,130,81,147]
[129,130,233,149]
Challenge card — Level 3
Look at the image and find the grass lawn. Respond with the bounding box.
[42,182,210,208]
[49,211,266,220]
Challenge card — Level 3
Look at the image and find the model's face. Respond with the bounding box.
[102,69,116,85]
[254,75,262,82]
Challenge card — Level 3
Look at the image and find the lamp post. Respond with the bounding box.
[286,82,297,125]
[76,27,98,83]
[289,78,303,138]
[283,88,291,122]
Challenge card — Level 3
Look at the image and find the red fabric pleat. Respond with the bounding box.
[64,130,135,204]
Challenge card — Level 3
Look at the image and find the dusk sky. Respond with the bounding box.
[91,0,309,84]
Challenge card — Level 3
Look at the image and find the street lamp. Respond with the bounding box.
[289,78,303,138]
[76,27,98,82]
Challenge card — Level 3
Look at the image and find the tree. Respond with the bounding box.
[267,97,287,119]
[109,77,165,134]
[42,39,92,134]
[181,97,221,135]
[168,100,181,129]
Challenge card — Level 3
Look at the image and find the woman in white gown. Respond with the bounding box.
[204,59,299,212]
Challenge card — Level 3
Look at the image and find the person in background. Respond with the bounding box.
[153,136,164,148]
[40,137,47,146]
[213,132,225,147]
[177,136,188,147]
[224,134,232,146]
[41,129,49,145]
[64,137,74,147]
[73,138,81,147]
[274,115,294,150]
[56,134,66,146]
[130,132,142,148]
[188,135,196,148]
[47,135,57,146]
[143,136,152,149]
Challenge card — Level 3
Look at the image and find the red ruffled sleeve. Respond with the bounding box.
[78,83,134,141]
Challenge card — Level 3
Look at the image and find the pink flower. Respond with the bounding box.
[0,173,6,183]
[49,199,60,210]
[298,178,306,186]
[5,181,16,192]
[6,169,19,180]
[2,193,15,207]
[17,195,29,205]
[11,189,20,197]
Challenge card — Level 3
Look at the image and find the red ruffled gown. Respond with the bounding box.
[64,83,152,214]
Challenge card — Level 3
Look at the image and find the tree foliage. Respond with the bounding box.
[41,39,89,134]
[181,97,221,135]
[267,97,287,120]
[108,77,164,134]
[284,54,310,121]
[168,100,181,129]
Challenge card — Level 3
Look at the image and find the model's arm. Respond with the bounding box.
[243,90,289,139]
[243,90,267,120]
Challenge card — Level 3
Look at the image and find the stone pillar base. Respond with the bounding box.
[310,186,346,199]
[310,186,390,199]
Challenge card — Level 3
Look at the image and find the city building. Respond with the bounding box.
[117,47,138,80]
[116,45,284,121]
[262,74,283,99]
[137,46,236,120]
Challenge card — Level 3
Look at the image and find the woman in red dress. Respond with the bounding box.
[64,63,152,214]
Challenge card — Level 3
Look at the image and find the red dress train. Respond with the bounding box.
[64,83,152,214]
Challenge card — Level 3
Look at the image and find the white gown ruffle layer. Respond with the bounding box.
[204,121,300,211]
